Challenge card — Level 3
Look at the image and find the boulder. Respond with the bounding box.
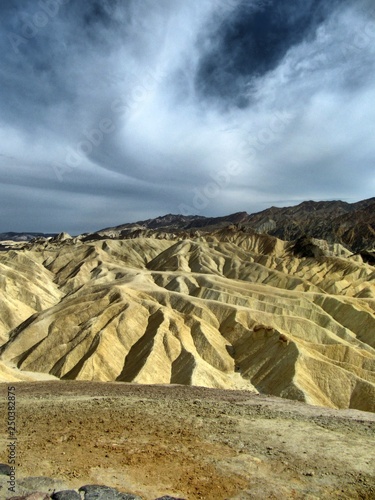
[79,484,143,500]
[0,463,12,476]
[51,491,81,500]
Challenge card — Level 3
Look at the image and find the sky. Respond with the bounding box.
[0,0,374,233]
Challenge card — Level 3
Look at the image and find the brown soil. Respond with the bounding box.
[0,381,374,499]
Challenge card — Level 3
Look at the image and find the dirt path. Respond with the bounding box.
[0,381,374,499]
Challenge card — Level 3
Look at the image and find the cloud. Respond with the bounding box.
[0,0,374,232]
[194,0,342,106]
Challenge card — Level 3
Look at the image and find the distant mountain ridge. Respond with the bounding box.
[0,231,57,242]
[246,197,375,252]
[100,198,375,252]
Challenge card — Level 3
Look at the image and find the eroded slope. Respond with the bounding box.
[0,230,374,411]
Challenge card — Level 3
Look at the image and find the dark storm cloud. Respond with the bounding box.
[195,0,342,106]
[0,0,374,232]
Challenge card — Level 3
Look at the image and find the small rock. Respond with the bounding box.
[79,484,143,500]
[304,471,315,477]
[0,464,12,476]
[52,490,81,500]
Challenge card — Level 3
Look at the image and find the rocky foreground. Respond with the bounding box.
[0,382,374,500]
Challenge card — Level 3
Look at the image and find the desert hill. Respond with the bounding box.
[0,223,374,412]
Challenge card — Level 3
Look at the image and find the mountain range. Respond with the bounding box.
[78,197,375,255]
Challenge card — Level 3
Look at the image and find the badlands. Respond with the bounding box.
[0,208,374,499]
[0,225,374,411]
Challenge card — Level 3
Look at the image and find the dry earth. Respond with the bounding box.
[0,381,374,500]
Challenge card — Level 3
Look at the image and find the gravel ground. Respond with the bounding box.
[0,381,374,499]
